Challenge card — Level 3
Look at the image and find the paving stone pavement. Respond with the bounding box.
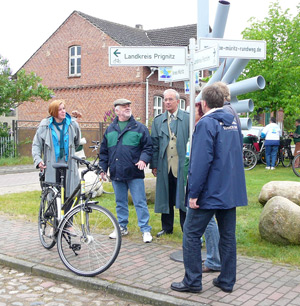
[1,214,300,306]
[1,166,300,305]
[0,264,152,306]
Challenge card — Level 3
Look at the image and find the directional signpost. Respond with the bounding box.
[109,46,187,66]
[199,38,266,60]
[194,45,219,70]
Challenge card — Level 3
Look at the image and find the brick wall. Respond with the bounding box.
[18,12,189,125]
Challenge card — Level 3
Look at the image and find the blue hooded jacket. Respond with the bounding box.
[187,108,248,209]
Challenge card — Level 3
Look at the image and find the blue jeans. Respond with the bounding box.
[112,179,151,233]
[204,217,221,271]
[183,207,237,292]
[265,145,279,167]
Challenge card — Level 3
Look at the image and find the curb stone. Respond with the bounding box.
[0,254,203,306]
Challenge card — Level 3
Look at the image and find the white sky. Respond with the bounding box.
[1,0,299,73]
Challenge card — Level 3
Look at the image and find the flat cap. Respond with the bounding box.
[113,98,132,107]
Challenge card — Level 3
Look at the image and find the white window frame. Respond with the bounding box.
[154,96,163,117]
[179,98,186,110]
[69,46,81,77]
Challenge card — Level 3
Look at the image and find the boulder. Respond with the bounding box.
[258,181,300,206]
[128,178,156,204]
[259,196,300,245]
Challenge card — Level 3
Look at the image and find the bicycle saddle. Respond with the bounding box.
[52,163,69,170]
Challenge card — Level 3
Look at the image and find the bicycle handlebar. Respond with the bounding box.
[71,155,104,177]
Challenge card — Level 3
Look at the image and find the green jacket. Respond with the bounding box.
[294,126,300,144]
[150,109,189,213]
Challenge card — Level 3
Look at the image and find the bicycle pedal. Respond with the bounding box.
[71,244,81,251]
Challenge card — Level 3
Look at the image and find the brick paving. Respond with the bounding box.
[1,166,300,305]
[0,215,300,305]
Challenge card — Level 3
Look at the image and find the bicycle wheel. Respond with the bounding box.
[38,187,57,249]
[261,148,266,165]
[281,147,293,167]
[57,203,121,277]
[243,148,257,170]
[292,154,300,177]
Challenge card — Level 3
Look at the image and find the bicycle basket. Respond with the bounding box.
[280,138,291,146]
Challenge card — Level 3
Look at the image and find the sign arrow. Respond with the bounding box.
[114,49,121,57]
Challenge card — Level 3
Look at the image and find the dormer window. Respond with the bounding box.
[69,46,81,77]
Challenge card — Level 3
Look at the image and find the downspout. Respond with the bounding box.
[145,67,157,127]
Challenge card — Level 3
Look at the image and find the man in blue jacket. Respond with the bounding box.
[171,84,247,293]
[99,98,153,243]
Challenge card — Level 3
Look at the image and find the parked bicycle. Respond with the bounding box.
[243,134,268,170]
[38,156,121,277]
[243,133,288,169]
[243,147,257,170]
[279,135,293,167]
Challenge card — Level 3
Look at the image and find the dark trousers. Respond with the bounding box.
[161,170,186,232]
[183,207,237,291]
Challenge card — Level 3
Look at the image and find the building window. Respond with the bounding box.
[69,46,81,76]
[179,99,186,110]
[154,96,163,117]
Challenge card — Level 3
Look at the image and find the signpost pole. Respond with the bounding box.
[189,38,196,144]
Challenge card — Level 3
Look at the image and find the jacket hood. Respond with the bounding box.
[205,109,234,126]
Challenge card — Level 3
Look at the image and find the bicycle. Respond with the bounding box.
[243,134,265,170]
[38,156,121,277]
[243,147,257,170]
[279,136,293,167]
[243,134,281,168]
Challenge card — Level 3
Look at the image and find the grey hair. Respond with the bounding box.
[164,89,180,100]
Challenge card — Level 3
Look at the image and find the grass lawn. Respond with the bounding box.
[0,163,300,266]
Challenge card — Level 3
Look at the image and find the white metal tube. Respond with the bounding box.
[195,58,234,102]
[228,76,266,97]
[197,0,210,38]
[189,38,196,142]
[221,58,249,84]
[231,99,254,113]
[212,1,230,38]
[240,118,252,130]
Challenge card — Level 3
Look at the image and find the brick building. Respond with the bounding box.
[17,11,201,125]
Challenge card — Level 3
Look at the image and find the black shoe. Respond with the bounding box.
[171,281,201,293]
[156,229,173,237]
[212,278,233,293]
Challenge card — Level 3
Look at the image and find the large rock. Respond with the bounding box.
[258,181,300,206]
[259,196,300,245]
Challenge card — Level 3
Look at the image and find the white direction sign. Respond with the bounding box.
[194,46,219,71]
[170,65,189,82]
[199,38,266,60]
[109,46,187,66]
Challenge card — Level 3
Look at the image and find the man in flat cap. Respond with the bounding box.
[99,98,153,243]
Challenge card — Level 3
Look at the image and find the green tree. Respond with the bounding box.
[240,1,300,118]
[0,55,54,115]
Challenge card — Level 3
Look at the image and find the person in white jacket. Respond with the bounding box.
[261,117,282,170]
